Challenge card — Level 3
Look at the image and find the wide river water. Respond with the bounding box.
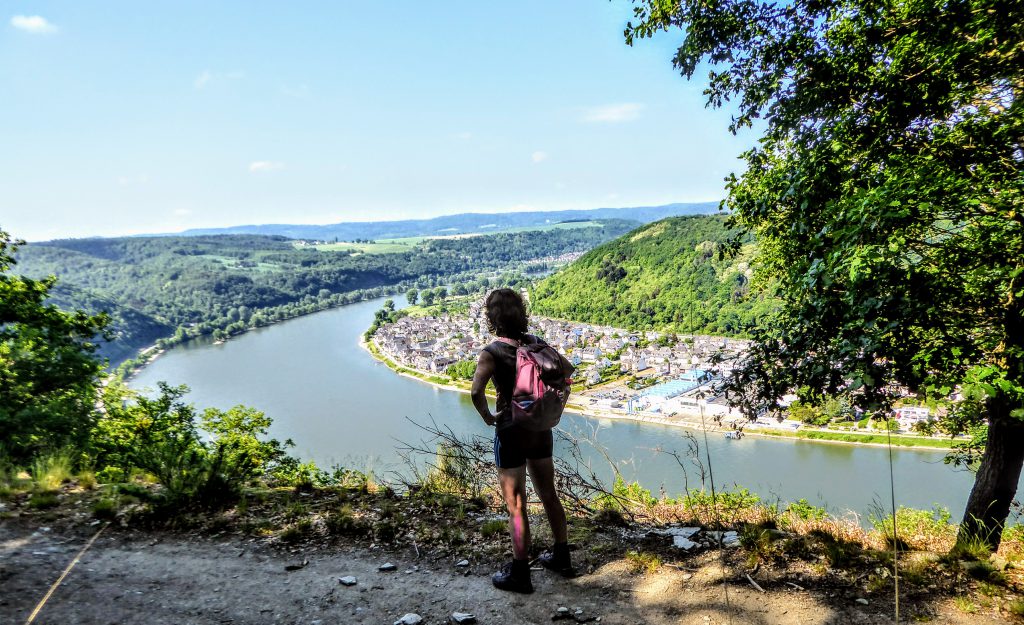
[132,295,984,521]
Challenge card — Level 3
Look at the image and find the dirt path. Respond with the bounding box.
[0,521,1002,625]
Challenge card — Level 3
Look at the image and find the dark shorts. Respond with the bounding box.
[493,425,554,469]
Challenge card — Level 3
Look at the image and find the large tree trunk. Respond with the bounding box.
[957,394,1024,552]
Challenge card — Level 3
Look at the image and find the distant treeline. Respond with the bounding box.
[13,220,638,364]
[178,202,717,239]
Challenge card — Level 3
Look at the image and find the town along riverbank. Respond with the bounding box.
[363,332,953,454]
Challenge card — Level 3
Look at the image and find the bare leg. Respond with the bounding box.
[527,457,568,544]
[498,466,530,560]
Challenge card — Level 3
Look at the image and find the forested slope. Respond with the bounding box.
[530,215,778,336]
[12,221,637,363]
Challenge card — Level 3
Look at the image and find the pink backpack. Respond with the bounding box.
[497,336,573,431]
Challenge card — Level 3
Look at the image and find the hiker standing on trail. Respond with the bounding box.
[470,288,576,593]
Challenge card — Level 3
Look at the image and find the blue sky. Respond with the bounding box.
[2,2,753,241]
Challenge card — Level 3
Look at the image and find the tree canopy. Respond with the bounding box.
[626,0,1022,547]
[531,215,778,335]
[0,230,108,462]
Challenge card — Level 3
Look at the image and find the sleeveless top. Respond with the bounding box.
[482,334,543,431]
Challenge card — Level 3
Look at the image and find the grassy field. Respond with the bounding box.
[202,255,284,272]
[306,237,424,254]
[756,427,956,449]
[303,221,602,254]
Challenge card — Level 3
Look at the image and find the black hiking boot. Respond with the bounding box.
[492,560,534,594]
[538,543,575,577]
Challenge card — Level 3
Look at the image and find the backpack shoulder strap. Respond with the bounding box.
[496,336,521,348]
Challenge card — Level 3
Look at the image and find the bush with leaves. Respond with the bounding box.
[445,359,477,381]
[628,0,1024,550]
[1,230,108,463]
[94,382,294,508]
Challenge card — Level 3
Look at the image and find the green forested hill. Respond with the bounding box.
[530,215,778,336]
[11,221,637,363]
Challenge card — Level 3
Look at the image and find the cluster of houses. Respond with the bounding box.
[894,405,934,429]
[371,294,940,433]
[373,314,481,373]
[372,295,751,399]
[528,316,750,387]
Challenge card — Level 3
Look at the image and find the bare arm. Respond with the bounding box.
[470,350,497,426]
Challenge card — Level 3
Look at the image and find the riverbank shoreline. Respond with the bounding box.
[362,335,954,453]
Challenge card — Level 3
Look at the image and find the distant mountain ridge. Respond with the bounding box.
[176,202,719,240]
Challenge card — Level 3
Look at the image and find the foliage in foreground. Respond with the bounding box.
[93,383,296,509]
[0,230,109,464]
[627,0,1024,549]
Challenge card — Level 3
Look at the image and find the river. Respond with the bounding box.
[131,295,983,521]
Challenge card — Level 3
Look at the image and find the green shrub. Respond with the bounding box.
[414,442,487,500]
[283,501,308,521]
[445,360,477,381]
[481,519,506,538]
[682,486,761,524]
[0,231,107,466]
[590,507,628,527]
[595,476,657,512]
[786,498,828,521]
[94,383,295,510]
[740,524,782,564]
[96,466,126,484]
[93,497,118,520]
[1001,524,1024,543]
[28,491,60,509]
[0,457,29,498]
[31,452,73,491]
[325,505,368,536]
[281,518,313,543]
[375,519,399,542]
[117,482,156,501]
[1007,599,1024,617]
[871,506,953,551]
[77,470,97,490]
[625,550,661,574]
[808,529,861,568]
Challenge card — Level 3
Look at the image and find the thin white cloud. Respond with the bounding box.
[194,71,213,89]
[531,151,548,164]
[249,161,285,173]
[195,70,244,90]
[456,131,473,140]
[11,15,57,34]
[582,103,644,123]
[173,208,193,217]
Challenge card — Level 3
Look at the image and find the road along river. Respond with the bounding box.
[132,295,989,521]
